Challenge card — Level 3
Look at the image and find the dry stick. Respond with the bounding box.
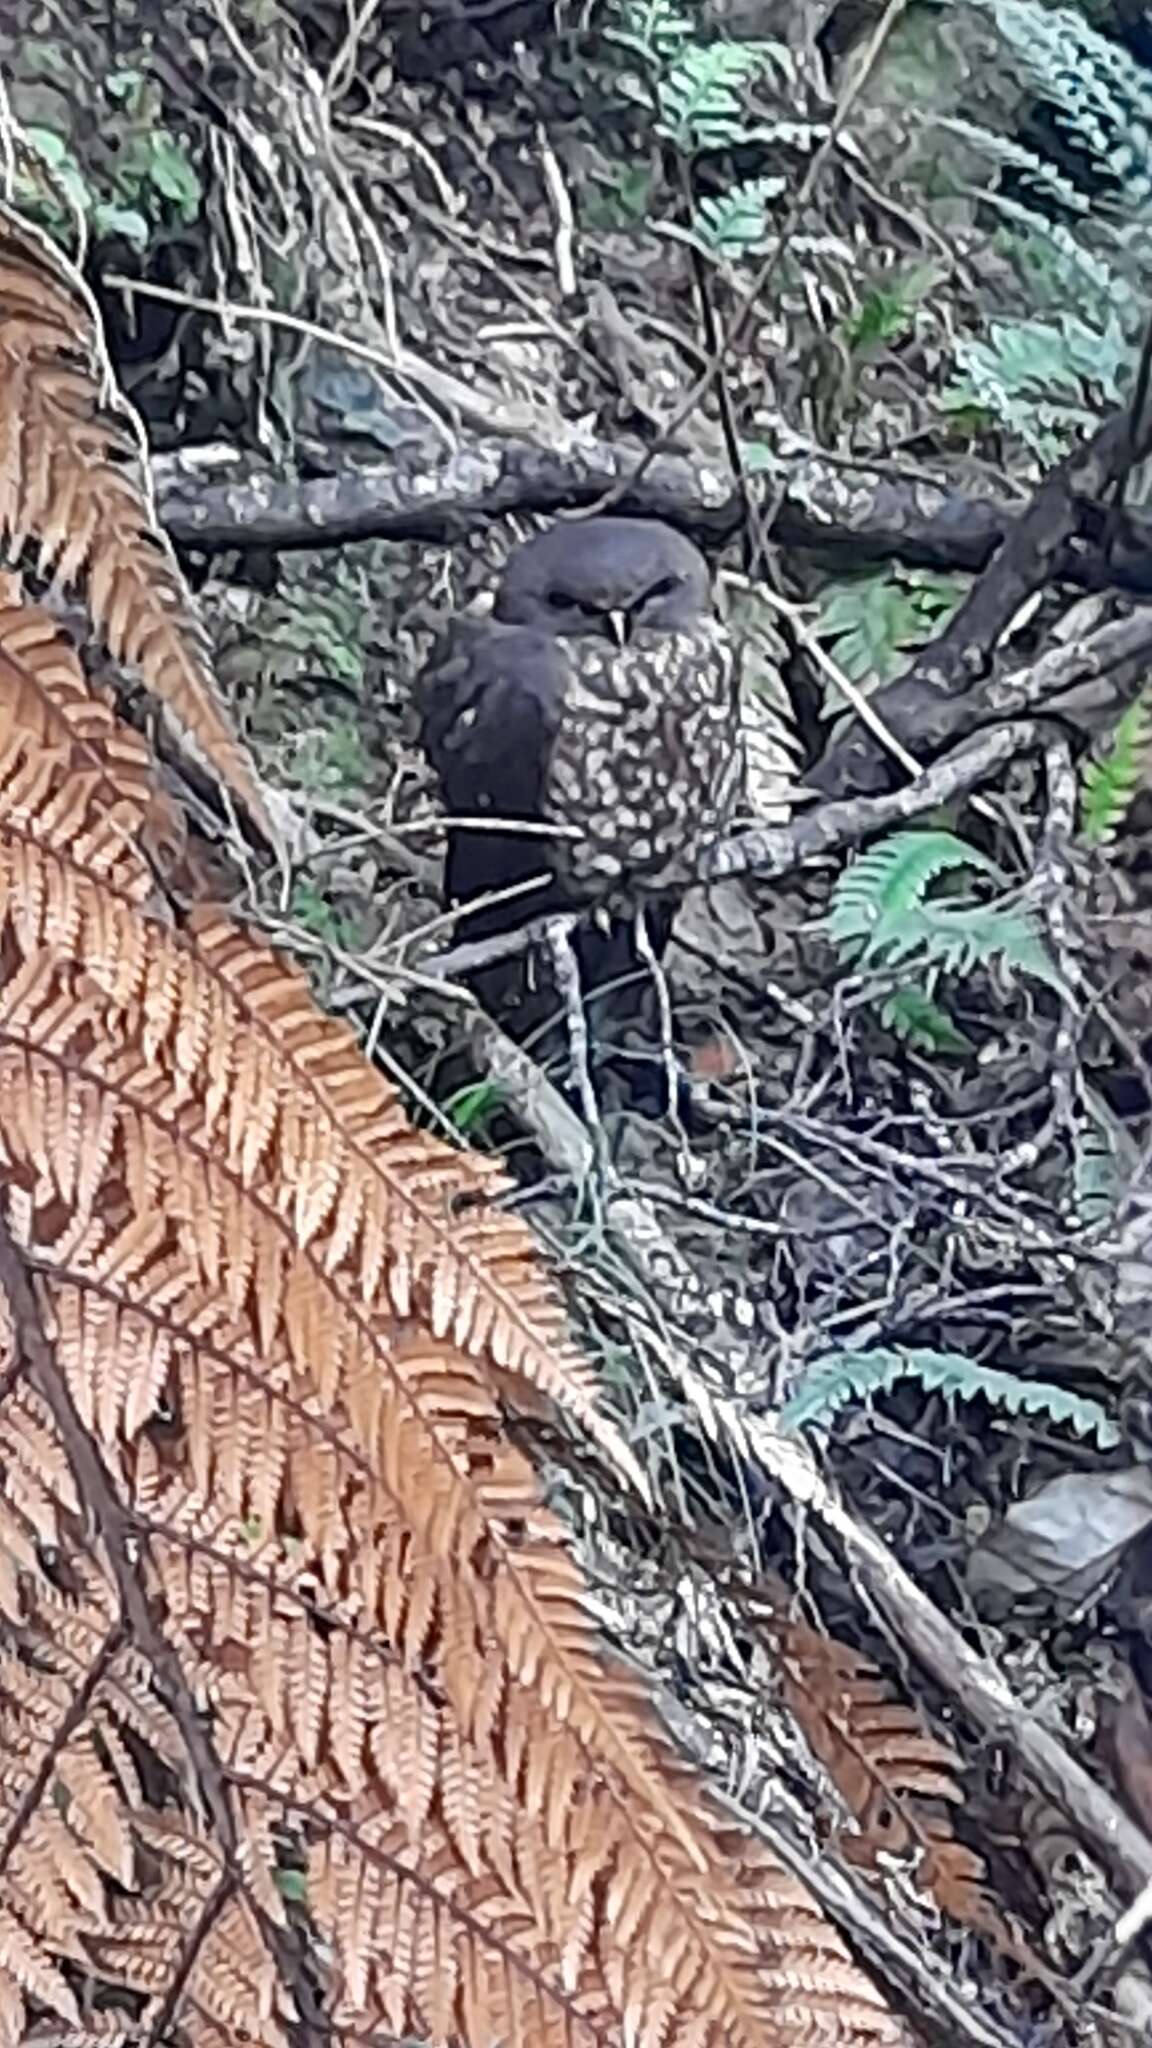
[0,1210,326,2045]
[547,917,602,1142]
[537,127,577,300]
[635,907,690,1168]
[1088,1874,1152,1994]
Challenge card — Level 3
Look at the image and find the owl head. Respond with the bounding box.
[493,517,713,646]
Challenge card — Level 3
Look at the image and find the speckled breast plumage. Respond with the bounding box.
[542,620,742,908]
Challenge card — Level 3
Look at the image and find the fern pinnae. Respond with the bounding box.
[688,177,785,257]
[607,0,694,65]
[1079,690,1152,844]
[657,41,776,152]
[0,209,272,842]
[1072,1091,1137,1226]
[782,1345,1118,1447]
[879,986,971,1054]
[826,828,1064,995]
[978,0,1152,209]
[826,829,1003,955]
[0,825,730,1887]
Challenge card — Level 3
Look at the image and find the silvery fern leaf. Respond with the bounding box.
[826,830,1063,994]
[782,1345,1118,1447]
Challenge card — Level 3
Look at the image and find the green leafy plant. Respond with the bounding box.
[687,176,786,255]
[104,72,203,222]
[289,880,357,948]
[608,0,694,65]
[825,829,1062,992]
[609,7,785,154]
[946,314,1129,462]
[1071,1088,1138,1229]
[782,1344,1118,1446]
[15,78,202,251]
[655,41,779,152]
[879,987,972,1055]
[930,58,1148,459]
[1079,690,1152,844]
[275,1866,309,1906]
[815,568,965,689]
[839,264,938,354]
[18,129,94,227]
[977,0,1152,210]
[603,1,814,278]
[444,1079,507,1135]
[16,130,151,248]
[584,161,658,228]
[936,8,1150,451]
[287,721,370,793]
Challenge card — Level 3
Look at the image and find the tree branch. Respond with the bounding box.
[810,407,1152,797]
[152,437,1152,593]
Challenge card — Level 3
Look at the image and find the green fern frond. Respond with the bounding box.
[781,1345,1119,1447]
[994,211,1139,339]
[816,569,965,688]
[691,176,785,254]
[607,0,694,64]
[826,830,1062,993]
[1072,1092,1137,1225]
[978,0,1152,210]
[825,830,1001,945]
[948,316,1125,462]
[607,6,787,155]
[1079,691,1152,845]
[879,987,971,1054]
[657,41,776,152]
[879,903,1062,988]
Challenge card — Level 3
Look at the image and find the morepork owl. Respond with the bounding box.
[416,516,742,1104]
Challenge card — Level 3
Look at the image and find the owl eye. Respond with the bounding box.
[547,588,578,611]
[644,573,682,604]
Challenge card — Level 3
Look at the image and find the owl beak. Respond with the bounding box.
[606,608,631,647]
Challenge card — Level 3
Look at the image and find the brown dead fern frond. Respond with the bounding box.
[0,210,269,839]
[769,1605,1010,1948]
[0,601,184,886]
[8,1068,892,2048]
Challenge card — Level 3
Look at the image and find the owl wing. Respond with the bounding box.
[415,615,572,936]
